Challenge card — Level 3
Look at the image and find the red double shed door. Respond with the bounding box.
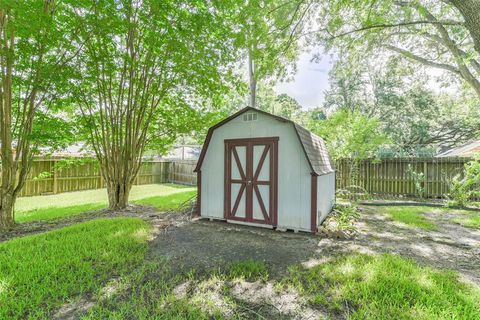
[224,137,278,226]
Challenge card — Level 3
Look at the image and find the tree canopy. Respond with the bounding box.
[307,109,389,160]
[71,0,239,209]
[312,0,480,98]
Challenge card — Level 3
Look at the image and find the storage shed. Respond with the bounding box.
[194,107,335,233]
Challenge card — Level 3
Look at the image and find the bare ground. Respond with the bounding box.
[150,206,480,284]
[144,205,480,319]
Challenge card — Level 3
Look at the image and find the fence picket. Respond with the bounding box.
[335,157,476,200]
[1,157,477,200]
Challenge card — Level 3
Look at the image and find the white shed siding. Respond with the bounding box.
[317,172,336,224]
[200,112,312,231]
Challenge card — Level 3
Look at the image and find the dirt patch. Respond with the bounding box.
[353,206,480,284]
[150,206,480,286]
[150,220,319,277]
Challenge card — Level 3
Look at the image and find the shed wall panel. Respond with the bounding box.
[317,172,336,224]
[200,113,312,230]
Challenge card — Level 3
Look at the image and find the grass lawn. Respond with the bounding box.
[378,205,480,231]
[381,206,437,230]
[16,183,194,212]
[83,253,480,319]
[453,213,480,229]
[14,184,196,223]
[83,259,270,319]
[284,253,480,319]
[15,203,105,223]
[3,207,480,318]
[5,195,480,318]
[135,190,196,211]
[0,218,151,319]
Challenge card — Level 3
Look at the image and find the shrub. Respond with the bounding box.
[406,165,426,199]
[446,155,480,207]
[330,203,360,232]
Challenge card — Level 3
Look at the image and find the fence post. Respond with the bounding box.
[423,160,428,198]
[53,159,58,194]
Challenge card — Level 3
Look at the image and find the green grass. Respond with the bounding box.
[453,213,480,229]
[15,203,105,223]
[16,183,195,212]
[225,259,269,281]
[82,261,227,320]
[0,218,151,319]
[134,190,196,211]
[15,187,197,223]
[379,205,480,231]
[284,253,480,319]
[381,206,437,230]
[83,259,269,319]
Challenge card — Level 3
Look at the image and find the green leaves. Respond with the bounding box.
[308,109,388,160]
[314,0,480,98]
[71,0,241,153]
[235,0,308,83]
[1,0,79,148]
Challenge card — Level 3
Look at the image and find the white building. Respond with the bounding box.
[194,107,335,233]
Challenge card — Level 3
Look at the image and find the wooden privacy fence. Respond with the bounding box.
[3,157,477,199]
[335,157,475,199]
[168,160,197,185]
[10,159,171,197]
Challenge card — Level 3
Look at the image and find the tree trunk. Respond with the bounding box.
[99,156,140,211]
[0,193,15,229]
[0,9,16,229]
[106,179,132,210]
[448,0,480,56]
[248,48,257,108]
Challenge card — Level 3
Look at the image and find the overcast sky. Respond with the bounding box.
[274,51,334,109]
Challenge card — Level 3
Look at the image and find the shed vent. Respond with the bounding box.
[243,113,258,121]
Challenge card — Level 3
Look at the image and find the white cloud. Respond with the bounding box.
[274,51,333,109]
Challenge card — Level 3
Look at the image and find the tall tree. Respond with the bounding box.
[324,53,480,152]
[312,0,480,98]
[307,109,388,160]
[72,0,237,210]
[236,0,311,108]
[0,0,78,229]
[446,0,480,55]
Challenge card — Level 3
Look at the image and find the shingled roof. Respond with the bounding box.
[293,123,334,175]
[194,107,335,176]
[437,140,480,157]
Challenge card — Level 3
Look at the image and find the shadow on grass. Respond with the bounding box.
[81,252,480,319]
[0,218,150,319]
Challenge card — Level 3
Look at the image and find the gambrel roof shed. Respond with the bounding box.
[195,107,335,233]
[195,107,334,176]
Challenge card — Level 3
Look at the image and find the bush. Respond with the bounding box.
[406,165,425,199]
[319,203,360,238]
[331,203,360,231]
[446,155,480,207]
